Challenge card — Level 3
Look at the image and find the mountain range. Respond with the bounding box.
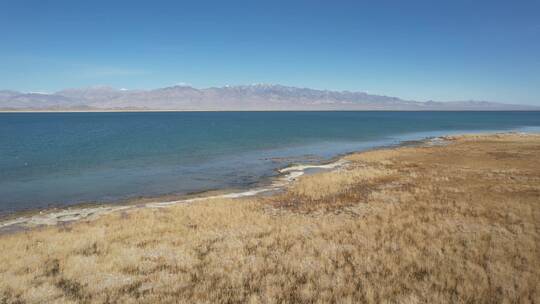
[0,84,537,111]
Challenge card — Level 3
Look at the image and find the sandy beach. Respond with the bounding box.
[1,132,539,303]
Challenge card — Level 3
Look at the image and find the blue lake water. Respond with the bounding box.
[1,111,539,214]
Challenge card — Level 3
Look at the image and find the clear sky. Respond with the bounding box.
[1,0,539,105]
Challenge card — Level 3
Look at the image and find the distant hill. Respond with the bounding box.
[0,84,537,111]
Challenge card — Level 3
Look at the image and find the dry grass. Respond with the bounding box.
[273,165,397,212]
[1,133,540,303]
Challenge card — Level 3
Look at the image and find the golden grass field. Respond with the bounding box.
[1,133,539,303]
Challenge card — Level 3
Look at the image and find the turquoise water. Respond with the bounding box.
[1,111,539,214]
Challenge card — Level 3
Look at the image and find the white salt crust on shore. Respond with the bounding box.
[0,159,350,231]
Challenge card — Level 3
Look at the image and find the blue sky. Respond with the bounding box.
[1,0,539,105]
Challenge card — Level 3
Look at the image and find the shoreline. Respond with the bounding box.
[0,134,438,232]
[0,130,532,233]
[0,155,351,232]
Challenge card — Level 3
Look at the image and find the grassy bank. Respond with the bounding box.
[1,133,539,303]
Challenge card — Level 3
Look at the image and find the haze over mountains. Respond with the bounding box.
[0,84,536,111]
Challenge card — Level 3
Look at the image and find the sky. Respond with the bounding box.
[1,0,539,105]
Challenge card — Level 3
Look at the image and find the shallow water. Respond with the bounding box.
[1,111,539,214]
